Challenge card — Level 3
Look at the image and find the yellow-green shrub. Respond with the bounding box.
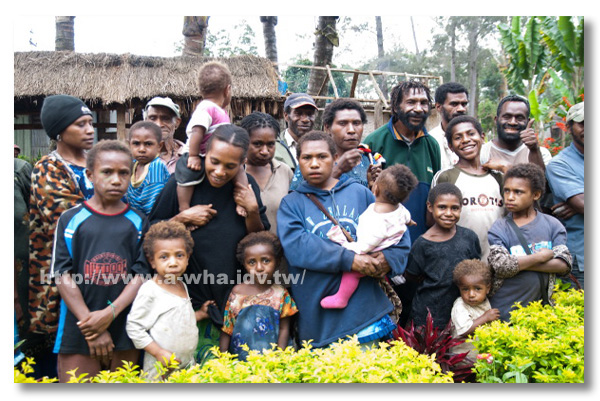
[15,337,454,383]
[472,286,584,383]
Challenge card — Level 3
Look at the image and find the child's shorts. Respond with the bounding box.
[175,153,205,186]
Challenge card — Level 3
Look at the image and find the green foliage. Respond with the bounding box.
[498,16,584,132]
[16,337,454,383]
[472,285,584,383]
[282,58,350,98]
[14,357,58,383]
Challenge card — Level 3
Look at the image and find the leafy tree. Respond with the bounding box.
[283,58,349,98]
[498,16,584,133]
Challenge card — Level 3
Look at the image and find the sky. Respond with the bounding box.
[12,15,439,69]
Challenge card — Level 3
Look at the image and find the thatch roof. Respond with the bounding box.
[14,51,282,108]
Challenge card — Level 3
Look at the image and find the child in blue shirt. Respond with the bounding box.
[488,163,571,321]
[126,121,170,215]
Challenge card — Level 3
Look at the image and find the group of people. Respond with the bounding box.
[14,61,584,382]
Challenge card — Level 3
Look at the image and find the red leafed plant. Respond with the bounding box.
[390,310,475,383]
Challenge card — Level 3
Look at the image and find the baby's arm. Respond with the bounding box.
[456,308,500,339]
[278,316,292,350]
[187,126,206,170]
[232,168,249,217]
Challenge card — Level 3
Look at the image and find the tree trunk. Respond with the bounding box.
[375,16,388,99]
[376,17,384,57]
[410,16,420,55]
[260,16,279,73]
[307,16,338,99]
[55,16,75,51]
[466,18,480,116]
[182,16,209,56]
[448,19,457,82]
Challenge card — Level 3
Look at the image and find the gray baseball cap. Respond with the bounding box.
[145,96,181,118]
[566,102,584,123]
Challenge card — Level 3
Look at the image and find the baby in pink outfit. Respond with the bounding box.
[323,164,418,308]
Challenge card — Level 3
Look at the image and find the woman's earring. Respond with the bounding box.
[56,135,61,142]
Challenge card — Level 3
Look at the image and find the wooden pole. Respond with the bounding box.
[116,105,127,142]
[326,65,339,99]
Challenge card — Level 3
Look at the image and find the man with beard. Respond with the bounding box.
[546,102,584,289]
[480,95,552,172]
[429,82,469,170]
[274,93,318,171]
[363,81,441,241]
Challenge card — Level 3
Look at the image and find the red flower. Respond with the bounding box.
[556,122,567,132]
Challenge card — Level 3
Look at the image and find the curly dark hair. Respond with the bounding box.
[496,94,530,118]
[379,164,418,204]
[427,182,463,205]
[434,82,469,105]
[322,98,367,129]
[198,61,232,97]
[240,112,280,138]
[390,80,432,120]
[296,130,337,160]
[128,120,163,143]
[143,221,194,261]
[453,259,493,286]
[86,139,133,171]
[444,115,484,144]
[236,231,283,266]
[504,163,546,195]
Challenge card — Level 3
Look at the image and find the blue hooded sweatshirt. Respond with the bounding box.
[277,175,411,347]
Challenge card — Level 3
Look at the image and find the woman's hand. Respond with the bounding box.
[333,149,363,178]
[174,204,217,228]
[351,254,388,277]
[367,164,382,188]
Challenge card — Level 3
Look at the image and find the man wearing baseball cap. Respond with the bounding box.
[143,96,183,174]
[546,101,585,289]
[274,93,318,170]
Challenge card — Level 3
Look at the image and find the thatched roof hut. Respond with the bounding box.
[14,51,283,145]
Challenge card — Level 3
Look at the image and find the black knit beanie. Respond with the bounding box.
[40,95,93,140]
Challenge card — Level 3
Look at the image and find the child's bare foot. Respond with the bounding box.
[236,204,248,217]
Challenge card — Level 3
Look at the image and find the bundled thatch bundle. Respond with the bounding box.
[14,51,283,118]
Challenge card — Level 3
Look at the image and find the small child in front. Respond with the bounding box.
[404,182,481,329]
[51,140,150,383]
[126,221,214,379]
[450,259,500,361]
[126,121,170,215]
[488,163,571,321]
[220,231,298,361]
[175,61,249,217]
[322,164,418,309]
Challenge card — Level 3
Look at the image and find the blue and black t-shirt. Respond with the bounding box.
[51,202,150,354]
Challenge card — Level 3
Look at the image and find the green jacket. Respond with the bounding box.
[363,119,441,239]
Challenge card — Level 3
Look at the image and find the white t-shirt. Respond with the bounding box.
[432,166,504,261]
[480,141,552,166]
